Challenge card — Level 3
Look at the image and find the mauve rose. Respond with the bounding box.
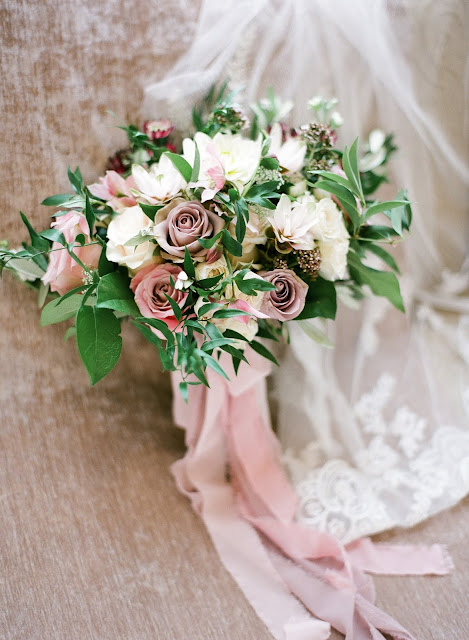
[131,263,188,332]
[260,269,308,321]
[154,198,224,261]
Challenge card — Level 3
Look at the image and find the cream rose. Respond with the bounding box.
[106,205,158,272]
[318,238,349,281]
[195,256,230,282]
[310,197,349,242]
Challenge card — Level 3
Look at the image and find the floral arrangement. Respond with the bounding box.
[1,85,410,398]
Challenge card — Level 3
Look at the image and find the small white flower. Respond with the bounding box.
[329,111,344,128]
[269,123,306,173]
[174,270,193,290]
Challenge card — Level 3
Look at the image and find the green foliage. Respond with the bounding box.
[41,294,84,326]
[348,251,404,312]
[76,306,122,385]
[96,271,140,316]
[296,277,337,321]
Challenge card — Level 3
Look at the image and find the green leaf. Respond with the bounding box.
[362,199,409,222]
[297,319,334,348]
[85,193,96,235]
[64,326,76,342]
[164,152,192,183]
[132,320,162,348]
[196,273,224,289]
[6,256,45,280]
[196,349,230,380]
[235,276,276,295]
[235,209,246,243]
[212,308,251,319]
[190,141,200,183]
[245,181,280,200]
[96,271,140,316]
[249,340,279,366]
[183,247,196,279]
[348,251,404,312]
[139,202,164,222]
[204,321,225,341]
[311,170,358,196]
[179,381,189,403]
[67,166,84,194]
[136,316,175,344]
[37,281,49,309]
[201,337,236,351]
[164,293,183,321]
[359,225,400,241]
[365,243,400,274]
[98,243,114,276]
[198,231,222,249]
[296,277,337,320]
[41,294,84,326]
[220,344,249,365]
[260,157,280,170]
[313,181,360,230]
[39,228,66,244]
[222,229,243,257]
[20,212,49,252]
[198,302,223,317]
[342,138,363,202]
[41,194,75,207]
[76,306,122,385]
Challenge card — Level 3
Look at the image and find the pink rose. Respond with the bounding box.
[154,198,224,261]
[260,269,308,321]
[88,171,137,212]
[131,263,188,332]
[42,211,100,296]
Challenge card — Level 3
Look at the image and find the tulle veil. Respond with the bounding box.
[144,0,469,542]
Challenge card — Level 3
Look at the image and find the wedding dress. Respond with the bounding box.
[145,0,469,544]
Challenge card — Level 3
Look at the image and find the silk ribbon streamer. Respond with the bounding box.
[171,351,451,640]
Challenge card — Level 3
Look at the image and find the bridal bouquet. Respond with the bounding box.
[1,86,410,397]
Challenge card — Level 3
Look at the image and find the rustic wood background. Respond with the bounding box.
[1,1,468,638]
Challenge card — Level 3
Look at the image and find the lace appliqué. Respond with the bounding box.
[285,373,469,544]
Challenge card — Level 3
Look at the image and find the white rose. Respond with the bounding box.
[106,205,157,271]
[311,197,349,242]
[319,238,349,281]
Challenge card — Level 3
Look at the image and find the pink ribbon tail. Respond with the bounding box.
[170,352,452,640]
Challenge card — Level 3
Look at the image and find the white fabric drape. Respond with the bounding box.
[144,0,469,543]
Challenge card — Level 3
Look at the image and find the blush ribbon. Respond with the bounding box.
[171,351,451,640]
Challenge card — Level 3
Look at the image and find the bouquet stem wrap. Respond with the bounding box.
[171,353,451,640]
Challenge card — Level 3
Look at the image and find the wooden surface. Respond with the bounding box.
[1,2,469,639]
